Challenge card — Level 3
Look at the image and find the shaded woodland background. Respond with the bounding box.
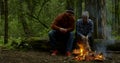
[0,0,120,49]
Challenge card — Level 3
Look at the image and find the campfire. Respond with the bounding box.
[73,41,105,61]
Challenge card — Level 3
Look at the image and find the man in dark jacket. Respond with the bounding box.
[49,8,75,56]
[76,11,94,51]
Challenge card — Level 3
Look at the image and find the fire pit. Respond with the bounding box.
[73,41,105,61]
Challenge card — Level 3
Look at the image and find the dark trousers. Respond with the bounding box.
[48,30,74,52]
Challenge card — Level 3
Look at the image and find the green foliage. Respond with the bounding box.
[0,36,4,46]
[6,0,66,38]
[112,31,120,40]
[0,19,4,36]
[0,0,67,49]
[0,0,120,49]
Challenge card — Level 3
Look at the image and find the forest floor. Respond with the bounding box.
[0,49,120,63]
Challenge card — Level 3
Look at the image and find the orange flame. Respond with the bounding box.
[73,41,105,61]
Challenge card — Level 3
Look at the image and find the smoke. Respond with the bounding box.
[95,40,107,56]
[95,25,115,56]
[104,25,115,44]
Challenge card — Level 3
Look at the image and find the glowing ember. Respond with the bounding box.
[94,53,105,61]
[73,41,105,61]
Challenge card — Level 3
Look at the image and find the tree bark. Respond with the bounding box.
[115,0,119,34]
[112,0,115,31]
[85,0,99,39]
[75,0,82,19]
[118,0,120,34]
[85,0,106,39]
[66,0,74,9]
[4,0,8,44]
[0,0,4,16]
[99,0,106,39]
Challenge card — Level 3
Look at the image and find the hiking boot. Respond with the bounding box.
[66,51,71,56]
[51,50,58,56]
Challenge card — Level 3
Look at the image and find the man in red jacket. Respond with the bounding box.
[49,8,75,56]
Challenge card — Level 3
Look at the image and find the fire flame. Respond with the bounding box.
[73,41,105,61]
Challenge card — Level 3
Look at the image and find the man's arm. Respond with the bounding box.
[87,20,94,37]
[76,20,84,37]
[66,16,75,32]
[51,14,62,31]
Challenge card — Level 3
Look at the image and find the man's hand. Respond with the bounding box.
[59,28,67,33]
[85,35,88,41]
[81,35,86,40]
[82,35,88,41]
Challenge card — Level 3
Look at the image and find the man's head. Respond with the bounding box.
[82,11,89,23]
[66,8,74,15]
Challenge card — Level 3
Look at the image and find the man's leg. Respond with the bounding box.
[48,30,57,50]
[88,36,94,51]
[66,32,74,52]
[75,34,83,49]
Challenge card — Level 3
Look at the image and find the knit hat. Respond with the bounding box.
[66,8,74,14]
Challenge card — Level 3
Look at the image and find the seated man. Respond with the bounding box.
[49,8,75,56]
[76,11,94,51]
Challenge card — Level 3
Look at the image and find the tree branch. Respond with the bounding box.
[26,13,49,29]
[26,0,51,29]
[37,0,50,18]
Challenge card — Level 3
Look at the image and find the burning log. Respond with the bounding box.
[73,40,105,61]
[94,53,105,61]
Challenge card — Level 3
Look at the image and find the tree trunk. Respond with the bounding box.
[75,0,82,19]
[115,0,119,34]
[0,0,4,16]
[112,0,115,31]
[118,0,120,34]
[4,0,8,44]
[0,0,2,15]
[85,0,99,39]
[99,0,106,39]
[85,0,106,39]
[0,0,4,21]
[66,0,74,9]
[18,0,32,38]
[0,0,4,36]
